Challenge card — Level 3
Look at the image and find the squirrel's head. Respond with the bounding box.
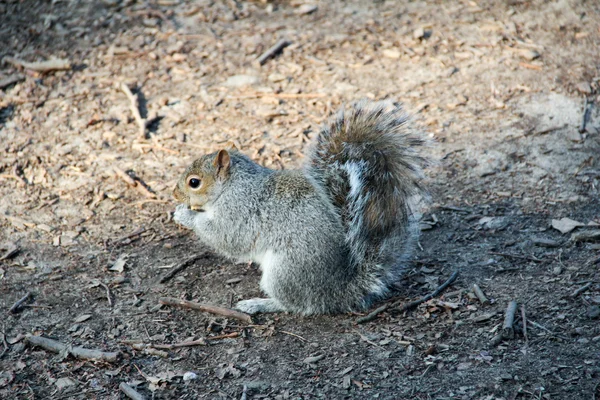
[173,147,235,211]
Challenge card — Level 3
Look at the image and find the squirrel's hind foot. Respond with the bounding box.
[235,298,286,315]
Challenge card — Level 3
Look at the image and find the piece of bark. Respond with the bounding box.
[4,56,71,72]
[256,39,291,66]
[119,382,146,400]
[571,230,600,243]
[159,297,253,324]
[472,284,490,305]
[26,335,120,362]
[0,75,24,90]
[502,301,518,339]
[8,292,31,314]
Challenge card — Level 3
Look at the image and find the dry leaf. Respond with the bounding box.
[551,218,584,234]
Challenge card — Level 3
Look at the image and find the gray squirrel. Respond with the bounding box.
[173,100,430,315]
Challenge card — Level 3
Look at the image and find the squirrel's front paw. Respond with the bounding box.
[173,204,195,228]
[235,298,285,315]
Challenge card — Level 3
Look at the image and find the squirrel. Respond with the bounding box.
[173,100,431,315]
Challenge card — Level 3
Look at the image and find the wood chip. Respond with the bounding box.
[3,56,71,72]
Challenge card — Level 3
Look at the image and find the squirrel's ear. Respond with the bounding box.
[214,149,231,177]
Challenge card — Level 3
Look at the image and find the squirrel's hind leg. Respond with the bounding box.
[235,298,286,315]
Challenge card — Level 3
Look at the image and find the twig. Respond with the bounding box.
[158,253,207,284]
[3,56,71,72]
[119,82,146,139]
[579,98,593,133]
[0,74,24,90]
[119,382,146,400]
[472,284,490,305]
[227,92,326,100]
[357,270,459,324]
[25,335,120,362]
[279,330,308,342]
[489,251,543,263]
[256,39,292,65]
[356,304,389,324]
[240,385,248,400]
[207,332,240,341]
[438,205,471,213]
[502,300,518,339]
[571,282,592,298]
[8,292,32,314]
[0,328,8,359]
[113,166,156,199]
[114,227,146,243]
[159,297,253,324]
[527,320,568,340]
[98,282,113,307]
[151,338,206,350]
[521,305,528,342]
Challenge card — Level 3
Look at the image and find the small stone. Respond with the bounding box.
[268,73,286,82]
[565,129,583,142]
[587,305,600,319]
[382,49,401,59]
[519,49,540,61]
[413,27,425,39]
[576,81,592,95]
[223,75,260,88]
[183,371,198,381]
[295,4,318,15]
[74,314,92,323]
[55,377,77,390]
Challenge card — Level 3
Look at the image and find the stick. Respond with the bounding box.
[8,292,31,314]
[98,282,113,307]
[0,244,19,261]
[240,385,248,400]
[119,382,146,400]
[113,166,156,199]
[489,251,543,263]
[357,270,459,324]
[3,56,71,72]
[527,320,568,340]
[521,305,528,342]
[579,98,593,133]
[119,82,146,139]
[227,92,326,100]
[472,284,490,305]
[356,304,390,324]
[115,227,146,243]
[0,75,24,89]
[206,332,240,341]
[256,39,291,65]
[279,330,308,342]
[502,301,518,339]
[159,297,253,324]
[571,282,592,298]
[158,253,207,283]
[151,338,206,350]
[25,335,120,362]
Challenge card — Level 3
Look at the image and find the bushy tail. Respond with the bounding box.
[305,100,431,298]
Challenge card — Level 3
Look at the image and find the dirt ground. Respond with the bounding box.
[1,0,600,399]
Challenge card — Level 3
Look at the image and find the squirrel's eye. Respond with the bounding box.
[187,176,201,189]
